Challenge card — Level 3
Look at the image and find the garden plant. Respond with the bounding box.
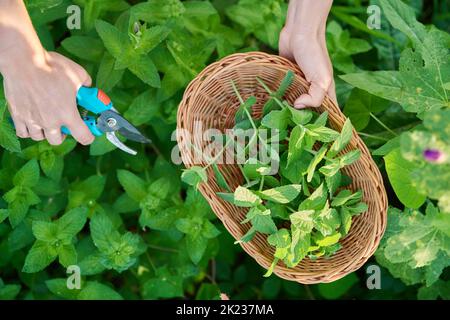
[0,0,449,300]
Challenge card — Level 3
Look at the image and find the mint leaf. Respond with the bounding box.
[181,166,207,190]
[13,160,40,187]
[78,282,123,300]
[259,185,302,204]
[22,240,57,273]
[117,170,147,203]
[234,186,261,207]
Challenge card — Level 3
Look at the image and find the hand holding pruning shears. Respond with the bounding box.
[64,86,151,155]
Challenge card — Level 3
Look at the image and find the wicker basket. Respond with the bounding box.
[176,52,387,284]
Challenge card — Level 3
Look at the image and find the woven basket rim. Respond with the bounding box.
[176,51,388,284]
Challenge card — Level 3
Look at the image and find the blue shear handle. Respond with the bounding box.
[61,116,103,136]
[77,86,113,114]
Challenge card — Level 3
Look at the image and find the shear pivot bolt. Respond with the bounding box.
[107,118,117,128]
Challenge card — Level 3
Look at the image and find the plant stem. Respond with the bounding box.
[96,156,103,176]
[147,244,179,253]
[287,206,297,213]
[259,176,265,191]
[369,113,398,137]
[145,252,157,273]
[237,163,250,185]
[357,132,390,142]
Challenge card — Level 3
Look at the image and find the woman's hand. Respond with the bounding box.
[2,50,94,145]
[279,0,337,109]
[0,0,94,146]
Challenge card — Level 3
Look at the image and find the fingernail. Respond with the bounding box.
[294,103,306,109]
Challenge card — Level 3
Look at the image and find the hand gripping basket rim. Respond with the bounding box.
[176,52,388,284]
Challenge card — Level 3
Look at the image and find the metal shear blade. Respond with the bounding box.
[97,110,151,155]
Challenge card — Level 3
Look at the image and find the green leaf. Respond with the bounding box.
[252,214,277,234]
[372,136,401,156]
[61,36,104,62]
[58,244,77,267]
[331,190,363,207]
[379,0,426,46]
[233,186,261,207]
[22,240,57,273]
[57,207,88,240]
[96,52,125,92]
[32,221,57,242]
[134,25,171,55]
[195,283,221,300]
[290,210,315,234]
[123,90,159,126]
[78,282,123,300]
[261,109,290,130]
[46,278,80,300]
[181,166,207,190]
[142,267,184,299]
[212,163,231,192]
[0,209,8,224]
[315,232,342,247]
[117,170,147,202]
[0,283,21,300]
[306,125,340,143]
[384,148,426,208]
[287,125,306,165]
[306,145,328,182]
[186,233,207,264]
[383,204,450,269]
[267,228,291,248]
[90,213,145,272]
[0,108,21,152]
[343,88,389,131]
[95,20,127,59]
[13,160,40,187]
[259,185,301,204]
[289,108,313,126]
[317,273,358,299]
[127,54,161,88]
[338,149,361,166]
[328,118,354,157]
[299,183,328,211]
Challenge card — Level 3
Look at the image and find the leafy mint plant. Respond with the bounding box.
[2,160,41,227]
[22,207,88,273]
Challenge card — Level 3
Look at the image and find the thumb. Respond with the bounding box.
[294,82,327,109]
[81,72,92,87]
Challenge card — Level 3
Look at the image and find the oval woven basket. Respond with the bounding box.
[176,52,387,284]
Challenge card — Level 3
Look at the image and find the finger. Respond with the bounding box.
[27,123,45,141]
[12,118,29,138]
[66,117,95,145]
[81,73,92,87]
[327,80,338,105]
[294,82,327,109]
[44,127,64,146]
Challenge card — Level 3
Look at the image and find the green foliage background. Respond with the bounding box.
[0,0,449,300]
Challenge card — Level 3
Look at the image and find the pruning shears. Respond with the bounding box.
[62,86,151,155]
